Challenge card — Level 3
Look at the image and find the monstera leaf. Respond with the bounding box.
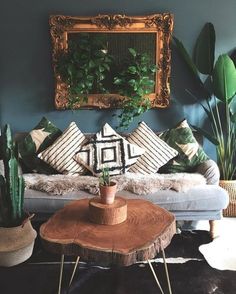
[213,54,236,102]
[193,23,215,75]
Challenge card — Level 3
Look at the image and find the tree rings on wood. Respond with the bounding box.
[89,197,127,225]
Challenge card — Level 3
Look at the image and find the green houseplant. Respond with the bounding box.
[173,23,236,181]
[173,23,236,216]
[57,38,157,129]
[0,124,36,266]
[56,34,113,108]
[114,48,157,129]
[99,167,117,205]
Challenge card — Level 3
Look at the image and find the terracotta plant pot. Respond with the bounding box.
[99,182,117,205]
[0,219,37,267]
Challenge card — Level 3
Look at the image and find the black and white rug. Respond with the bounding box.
[0,230,236,294]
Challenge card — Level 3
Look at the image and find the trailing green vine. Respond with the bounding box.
[56,33,113,107]
[56,38,157,128]
[113,48,157,129]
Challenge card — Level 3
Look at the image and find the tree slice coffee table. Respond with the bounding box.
[40,198,176,294]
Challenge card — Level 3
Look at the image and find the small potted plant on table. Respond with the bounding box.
[99,167,117,205]
[0,124,37,267]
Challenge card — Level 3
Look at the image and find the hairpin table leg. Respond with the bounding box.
[69,256,80,287]
[161,248,172,294]
[58,254,64,294]
[148,259,164,294]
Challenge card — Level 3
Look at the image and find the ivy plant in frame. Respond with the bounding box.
[49,14,174,110]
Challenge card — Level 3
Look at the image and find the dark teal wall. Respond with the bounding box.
[0,0,236,156]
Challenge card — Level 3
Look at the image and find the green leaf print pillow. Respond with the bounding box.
[18,117,62,174]
[159,119,209,173]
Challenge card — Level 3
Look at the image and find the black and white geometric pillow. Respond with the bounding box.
[74,123,145,176]
[38,122,87,175]
[127,121,178,174]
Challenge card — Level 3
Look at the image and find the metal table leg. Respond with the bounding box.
[148,248,172,294]
[161,248,172,294]
[69,256,80,287]
[148,259,164,294]
[58,254,64,294]
[57,255,80,294]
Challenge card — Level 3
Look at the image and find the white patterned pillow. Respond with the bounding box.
[127,121,178,174]
[74,123,145,176]
[38,122,87,175]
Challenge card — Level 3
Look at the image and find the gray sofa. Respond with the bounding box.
[2,132,229,237]
[23,158,229,235]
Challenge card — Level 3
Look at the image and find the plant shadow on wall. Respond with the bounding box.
[173,23,236,180]
[56,33,157,129]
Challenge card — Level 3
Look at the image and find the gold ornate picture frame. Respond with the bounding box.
[49,14,174,110]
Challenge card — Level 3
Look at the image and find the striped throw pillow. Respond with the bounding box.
[127,121,178,174]
[38,122,87,175]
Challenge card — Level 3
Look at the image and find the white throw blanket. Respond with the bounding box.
[24,172,206,196]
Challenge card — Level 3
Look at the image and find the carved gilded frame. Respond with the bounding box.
[49,14,174,109]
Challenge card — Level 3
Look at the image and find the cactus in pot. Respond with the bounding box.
[0,124,36,267]
[0,124,25,227]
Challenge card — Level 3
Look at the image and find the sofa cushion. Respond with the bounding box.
[24,185,229,218]
[159,119,209,173]
[127,121,178,174]
[74,123,145,176]
[118,186,229,214]
[18,117,62,174]
[38,122,87,175]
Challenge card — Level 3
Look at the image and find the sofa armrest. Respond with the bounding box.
[195,159,220,185]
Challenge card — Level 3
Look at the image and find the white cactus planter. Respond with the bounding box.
[0,219,37,267]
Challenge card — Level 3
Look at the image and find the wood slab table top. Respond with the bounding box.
[40,198,176,266]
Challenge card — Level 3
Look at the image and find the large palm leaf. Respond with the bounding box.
[213,54,236,102]
[193,23,215,75]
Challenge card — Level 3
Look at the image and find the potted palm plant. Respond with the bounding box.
[0,124,37,266]
[173,23,236,216]
[99,167,117,205]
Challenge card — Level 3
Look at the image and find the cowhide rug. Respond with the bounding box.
[23,172,206,195]
[0,230,236,294]
[199,218,236,271]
